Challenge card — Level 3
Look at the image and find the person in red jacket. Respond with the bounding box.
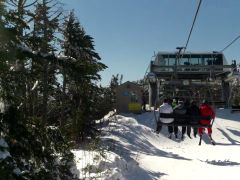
[198,100,215,138]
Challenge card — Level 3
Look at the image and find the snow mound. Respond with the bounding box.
[73,109,240,179]
[71,149,135,179]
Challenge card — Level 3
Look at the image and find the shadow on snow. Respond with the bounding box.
[216,109,240,122]
[103,120,191,162]
[199,159,240,166]
[214,128,240,146]
[226,127,240,137]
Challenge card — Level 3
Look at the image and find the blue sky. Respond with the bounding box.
[62,0,240,86]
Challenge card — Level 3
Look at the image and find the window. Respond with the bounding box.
[130,92,138,102]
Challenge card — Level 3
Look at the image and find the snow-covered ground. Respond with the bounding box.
[73,109,240,180]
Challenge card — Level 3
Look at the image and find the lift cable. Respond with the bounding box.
[182,0,203,55]
[220,35,240,52]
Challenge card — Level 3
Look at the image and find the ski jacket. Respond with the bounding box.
[173,103,187,123]
[187,104,200,116]
[173,103,187,115]
[187,104,200,123]
[159,103,174,123]
[199,104,215,120]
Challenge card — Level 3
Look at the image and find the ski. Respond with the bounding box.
[199,135,216,145]
[211,140,216,145]
[209,137,216,145]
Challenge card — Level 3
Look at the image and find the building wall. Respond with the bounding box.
[115,82,143,113]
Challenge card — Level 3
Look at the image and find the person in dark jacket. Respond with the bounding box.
[187,100,200,138]
[173,99,187,140]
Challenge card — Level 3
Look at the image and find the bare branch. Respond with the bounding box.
[24,0,37,8]
[6,0,17,7]
[48,9,62,18]
[45,0,55,5]
[23,0,27,5]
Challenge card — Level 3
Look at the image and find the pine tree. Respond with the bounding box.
[0,1,76,179]
[28,0,62,125]
[4,0,37,118]
[1,0,111,178]
[61,11,107,142]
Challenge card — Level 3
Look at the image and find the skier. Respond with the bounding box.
[187,100,200,138]
[156,99,174,138]
[173,99,187,140]
[198,99,215,145]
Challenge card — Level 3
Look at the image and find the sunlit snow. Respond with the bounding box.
[73,108,240,180]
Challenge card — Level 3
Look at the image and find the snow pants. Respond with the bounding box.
[187,126,198,137]
[168,126,178,135]
[198,120,212,135]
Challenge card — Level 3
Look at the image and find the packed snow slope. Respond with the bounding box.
[101,108,240,180]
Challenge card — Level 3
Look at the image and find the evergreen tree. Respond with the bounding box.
[1,0,111,178]
[4,0,37,118]
[27,0,62,125]
[0,1,76,178]
[109,74,123,105]
[61,11,107,142]
[231,78,240,106]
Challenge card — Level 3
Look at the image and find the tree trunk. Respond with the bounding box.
[42,0,49,125]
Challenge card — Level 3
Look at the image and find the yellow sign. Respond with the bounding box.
[128,102,141,112]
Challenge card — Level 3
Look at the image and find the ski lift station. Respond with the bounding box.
[147,51,239,107]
